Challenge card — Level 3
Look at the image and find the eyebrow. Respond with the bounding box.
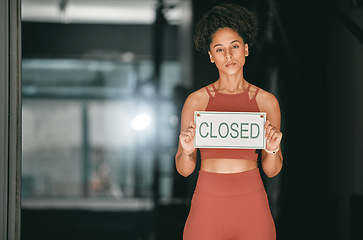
[212,40,241,49]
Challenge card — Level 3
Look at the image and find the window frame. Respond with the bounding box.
[0,0,22,239]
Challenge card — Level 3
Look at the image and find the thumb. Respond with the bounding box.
[264,120,271,129]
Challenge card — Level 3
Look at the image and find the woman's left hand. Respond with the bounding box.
[264,120,282,151]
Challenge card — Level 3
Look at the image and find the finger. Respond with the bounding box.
[269,131,278,143]
[266,127,279,142]
[180,129,191,138]
[265,122,274,135]
[186,128,196,139]
[269,130,282,144]
[179,134,192,146]
[182,130,193,141]
[186,123,196,132]
[186,130,195,140]
[190,129,195,139]
[273,132,283,143]
[264,120,271,130]
[180,135,191,144]
[190,121,196,129]
[184,127,195,139]
[187,124,196,132]
[265,125,273,139]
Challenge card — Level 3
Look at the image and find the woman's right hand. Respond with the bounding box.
[179,121,196,155]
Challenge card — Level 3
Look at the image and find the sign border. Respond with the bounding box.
[194,111,266,149]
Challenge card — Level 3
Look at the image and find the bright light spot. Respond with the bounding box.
[122,52,134,62]
[131,114,152,131]
[169,115,179,126]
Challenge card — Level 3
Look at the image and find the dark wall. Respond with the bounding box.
[325,1,363,239]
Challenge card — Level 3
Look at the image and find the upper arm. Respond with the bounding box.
[180,93,198,133]
[257,90,281,130]
[176,89,209,155]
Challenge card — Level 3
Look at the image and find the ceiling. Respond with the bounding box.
[22,0,184,24]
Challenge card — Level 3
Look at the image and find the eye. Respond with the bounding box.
[216,48,224,53]
[232,45,239,49]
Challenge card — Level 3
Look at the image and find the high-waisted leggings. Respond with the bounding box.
[183,168,275,240]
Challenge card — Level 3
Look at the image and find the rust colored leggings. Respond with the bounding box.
[183,168,276,240]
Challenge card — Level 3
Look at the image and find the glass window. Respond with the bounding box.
[22,58,181,209]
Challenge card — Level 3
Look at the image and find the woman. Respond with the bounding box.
[175,3,283,240]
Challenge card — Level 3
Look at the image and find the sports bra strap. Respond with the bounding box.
[251,87,260,100]
[205,85,213,98]
[246,83,252,92]
[211,83,217,91]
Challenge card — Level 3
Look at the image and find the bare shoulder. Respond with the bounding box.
[183,86,210,111]
[253,86,280,112]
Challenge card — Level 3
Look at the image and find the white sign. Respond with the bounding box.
[194,111,266,149]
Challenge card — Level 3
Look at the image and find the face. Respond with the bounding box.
[208,27,249,76]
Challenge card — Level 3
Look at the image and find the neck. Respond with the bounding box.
[217,71,247,93]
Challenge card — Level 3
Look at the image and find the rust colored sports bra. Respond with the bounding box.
[200,83,261,161]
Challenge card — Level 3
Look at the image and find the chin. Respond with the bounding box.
[222,68,242,75]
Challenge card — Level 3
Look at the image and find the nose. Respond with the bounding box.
[225,49,233,59]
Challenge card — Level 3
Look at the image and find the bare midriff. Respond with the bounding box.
[200,158,258,174]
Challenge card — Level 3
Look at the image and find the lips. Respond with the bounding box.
[225,62,236,67]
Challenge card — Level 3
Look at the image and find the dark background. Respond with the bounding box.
[21,0,363,239]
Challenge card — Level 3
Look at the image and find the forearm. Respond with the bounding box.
[175,151,197,177]
[261,151,283,178]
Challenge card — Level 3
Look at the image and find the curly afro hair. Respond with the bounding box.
[194,3,258,53]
